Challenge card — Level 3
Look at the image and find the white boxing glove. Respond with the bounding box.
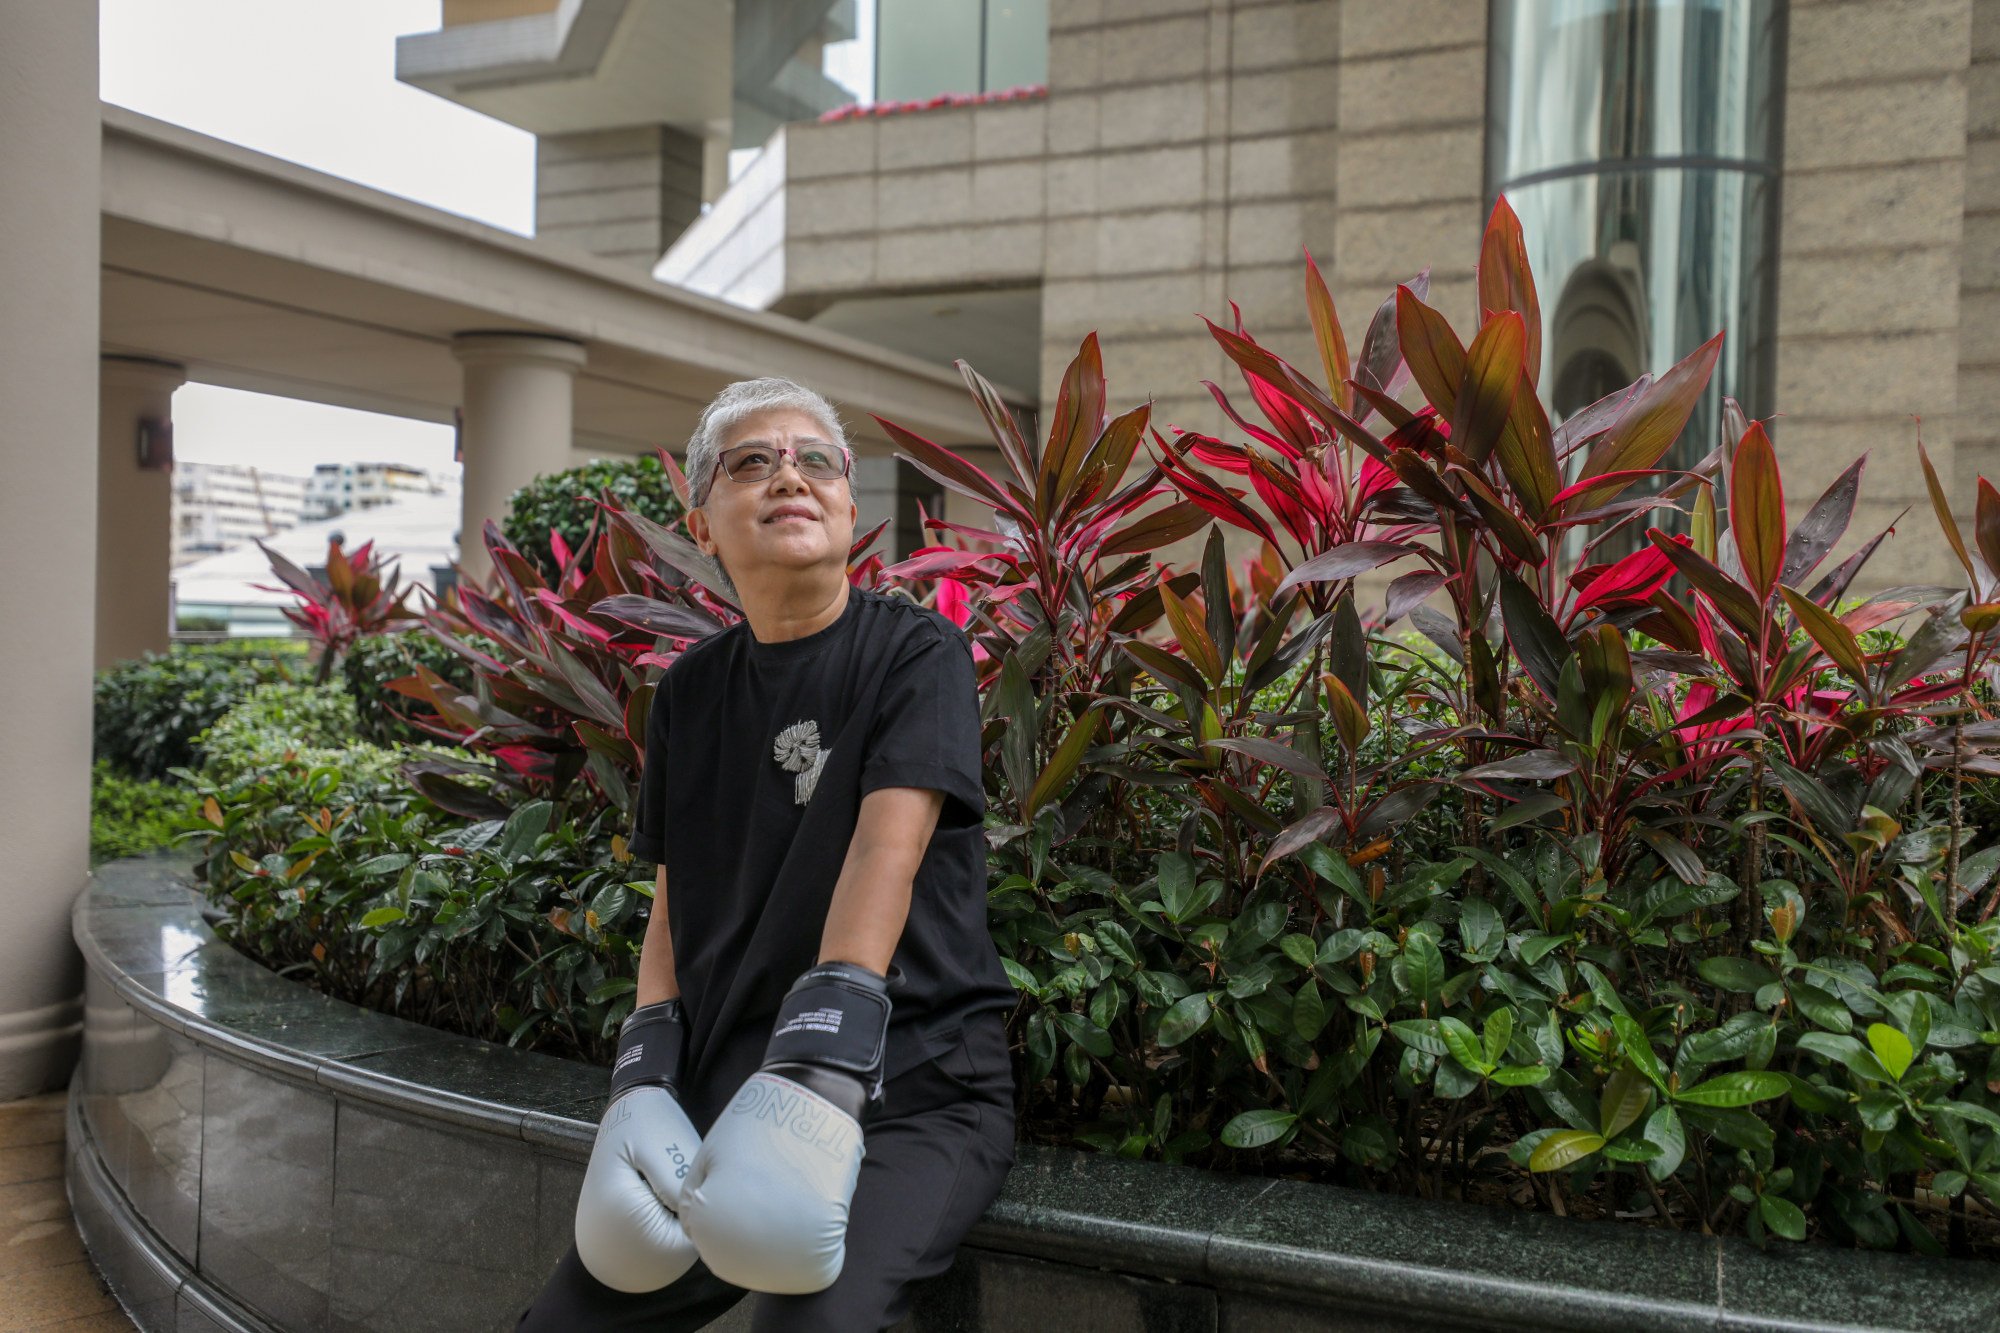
[574,999,702,1293]
[680,961,891,1294]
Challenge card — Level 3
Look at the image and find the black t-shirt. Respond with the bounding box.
[627,584,1014,1088]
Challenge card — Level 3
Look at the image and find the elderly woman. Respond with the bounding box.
[517,378,1017,1332]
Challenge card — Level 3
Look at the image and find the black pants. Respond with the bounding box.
[518,1014,1015,1333]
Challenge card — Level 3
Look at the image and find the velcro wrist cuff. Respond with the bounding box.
[610,998,686,1100]
[764,963,891,1085]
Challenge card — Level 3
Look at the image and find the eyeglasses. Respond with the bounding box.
[715,441,852,487]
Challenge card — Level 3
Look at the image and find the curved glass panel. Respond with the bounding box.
[1487,0,1785,183]
[1507,168,1775,455]
[1505,167,1777,557]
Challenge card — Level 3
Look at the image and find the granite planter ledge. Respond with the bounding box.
[64,852,2000,1333]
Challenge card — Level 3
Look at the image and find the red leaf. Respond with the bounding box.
[1478,196,1542,383]
[1395,286,1468,417]
[1247,457,1316,552]
[1569,543,1679,628]
[1550,469,1672,512]
[1153,432,1282,549]
[1100,501,1214,558]
[1451,312,1525,465]
[1730,421,1785,603]
[1304,247,1352,411]
[1646,527,1763,640]
[1201,380,1295,456]
[1493,370,1558,522]
[1382,570,1449,625]
[1917,437,1976,587]
[1042,333,1108,517]
[1571,332,1724,511]
[1779,585,1870,683]
[1276,541,1422,594]
[880,547,1014,581]
[1976,477,2000,589]
[874,414,1031,523]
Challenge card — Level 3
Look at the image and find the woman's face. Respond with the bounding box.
[688,406,857,590]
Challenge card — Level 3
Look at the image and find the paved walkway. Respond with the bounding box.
[2,1091,137,1332]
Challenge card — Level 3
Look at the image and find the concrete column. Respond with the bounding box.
[97,357,186,671]
[0,2,99,1100]
[452,332,587,586]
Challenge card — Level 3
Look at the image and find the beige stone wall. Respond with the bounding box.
[1962,0,2000,499]
[779,101,1050,306]
[1776,0,1975,587]
[1037,0,1484,570]
[537,124,705,269]
[661,103,1051,311]
[1325,2,1487,364]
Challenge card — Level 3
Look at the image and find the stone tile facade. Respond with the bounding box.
[1781,0,1980,586]
[537,125,706,271]
[1961,0,2000,521]
[653,0,1999,588]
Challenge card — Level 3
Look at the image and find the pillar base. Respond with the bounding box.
[0,992,84,1100]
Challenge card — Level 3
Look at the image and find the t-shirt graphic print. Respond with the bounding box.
[627,585,1015,1097]
[773,719,829,805]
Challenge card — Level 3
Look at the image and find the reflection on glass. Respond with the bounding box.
[874,0,1048,102]
[823,0,878,105]
[162,922,208,1011]
[985,0,1050,89]
[1488,0,1785,553]
[876,0,983,103]
[1488,0,1785,183]
[1509,169,1775,467]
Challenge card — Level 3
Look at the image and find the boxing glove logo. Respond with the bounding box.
[727,1073,860,1160]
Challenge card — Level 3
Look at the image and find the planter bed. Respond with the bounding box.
[64,854,2000,1332]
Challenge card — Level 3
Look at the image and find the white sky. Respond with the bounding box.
[99,0,537,477]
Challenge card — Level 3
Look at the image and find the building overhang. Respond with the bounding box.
[98,104,1020,456]
[392,0,735,138]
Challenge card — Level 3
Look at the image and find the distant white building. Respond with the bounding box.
[170,461,310,569]
[302,460,449,521]
[171,487,462,637]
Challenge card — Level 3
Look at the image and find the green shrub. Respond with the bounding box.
[90,759,199,864]
[340,629,487,747]
[503,453,685,578]
[183,771,642,1062]
[190,682,362,783]
[94,643,302,781]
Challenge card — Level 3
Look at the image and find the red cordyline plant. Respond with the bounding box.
[874,344,1351,895]
[254,535,421,685]
[1124,201,1741,888]
[1151,258,1436,621]
[870,341,1230,849]
[871,338,1436,896]
[1878,440,2000,923]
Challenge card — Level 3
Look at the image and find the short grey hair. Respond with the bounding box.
[681,376,854,604]
[685,377,851,507]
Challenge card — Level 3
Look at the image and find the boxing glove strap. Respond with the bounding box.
[610,998,687,1102]
[762,962,891,1104]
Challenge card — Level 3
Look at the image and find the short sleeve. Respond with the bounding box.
[860,628,986,829]
[626,677,670,863]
